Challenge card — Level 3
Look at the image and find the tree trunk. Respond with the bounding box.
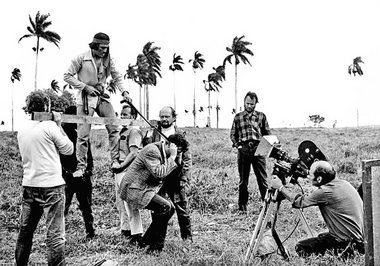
[173,72,176,111]
[139,85,142,119]
[11,83,14,132]
[193,71,196,128]
[207,90,211,127]
[34,37,40,90]
[145,84,149,120]
[234,62,238,111]
[216,97,219,129]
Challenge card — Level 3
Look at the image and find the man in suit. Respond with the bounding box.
[144,106,193,241]
[119,133,189,253]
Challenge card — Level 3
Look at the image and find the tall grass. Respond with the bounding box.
[1,126,376,265]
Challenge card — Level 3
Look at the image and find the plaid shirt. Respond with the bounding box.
[230,110,271,147]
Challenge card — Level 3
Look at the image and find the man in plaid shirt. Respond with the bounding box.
[230,91,271,213]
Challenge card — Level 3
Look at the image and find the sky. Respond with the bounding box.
[1,0,380,131]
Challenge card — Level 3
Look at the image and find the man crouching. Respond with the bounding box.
[119,133,188,253]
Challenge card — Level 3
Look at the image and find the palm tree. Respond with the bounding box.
[10,68,21,132]
[203,73,221,127]
[348,56,364,76]
[189,51,205,127]
[223,35,253,111]
[129,42,161,119]
[18,11,61,90]
[169,53,184,111]
[50,79,60,93]
[348,56,364,127]
[203,65,225,128]
[124,63,142,111]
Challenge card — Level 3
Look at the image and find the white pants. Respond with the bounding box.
[115,172,143,235]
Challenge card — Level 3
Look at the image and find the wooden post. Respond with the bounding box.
[362,159,380,266]
[32,112,157,127]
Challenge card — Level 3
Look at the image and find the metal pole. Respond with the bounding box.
[121,100,169,142]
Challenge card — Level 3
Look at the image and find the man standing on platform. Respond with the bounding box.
[63,32,132,179]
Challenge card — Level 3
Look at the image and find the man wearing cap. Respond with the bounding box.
[64,32,132,178]
[270,160,364,257]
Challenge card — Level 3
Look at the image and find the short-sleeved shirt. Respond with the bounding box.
[118,127,143,163]
[292,179,364,242]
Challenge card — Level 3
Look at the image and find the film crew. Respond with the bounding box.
[16,91,73,266]
[270,160,364,257]
[112,104,144,244]
[230,91,271,213]
[60,106,95,240]
[63,32,132,179]
[119,134,188,253]
[144,106,193,241]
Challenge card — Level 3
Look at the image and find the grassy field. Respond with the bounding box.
[1,126,377,265]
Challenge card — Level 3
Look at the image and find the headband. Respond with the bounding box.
[92,38,110,45]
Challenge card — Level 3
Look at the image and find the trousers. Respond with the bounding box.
[142,194,175,250]
[15,185,66,266]
[114,172,143,235]
[76,100,119,170]
[237,145,268,203]
[64,172,94,236]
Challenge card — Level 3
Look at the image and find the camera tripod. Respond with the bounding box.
[244,186,314,264]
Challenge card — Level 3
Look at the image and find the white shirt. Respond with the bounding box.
[161,125,176,139]
[18,120,74,187]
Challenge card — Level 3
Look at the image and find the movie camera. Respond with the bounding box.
[244,136,327,264]
[255,136,326,186]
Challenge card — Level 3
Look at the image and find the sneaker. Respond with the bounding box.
[73,169,85,178]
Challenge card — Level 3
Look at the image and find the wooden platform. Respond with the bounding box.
[32,112,157,127]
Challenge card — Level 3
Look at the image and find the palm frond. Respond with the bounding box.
[50,79,60,93]
[18,34,33,43]
[11,68,22,83]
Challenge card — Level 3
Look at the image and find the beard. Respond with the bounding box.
[161,122,172,129]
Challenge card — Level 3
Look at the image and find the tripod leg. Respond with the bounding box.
[244,200,276,264]
[244,201,268,263]
[296,209,313,237]
[271,201,290,260]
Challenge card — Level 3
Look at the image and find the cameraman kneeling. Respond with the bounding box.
[270,161,364,257]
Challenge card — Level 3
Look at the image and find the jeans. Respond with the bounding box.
[76,99,119,170]
[159,185,192,240]
[15,185,66,266]
[237,145,268,203]
[142,194,175,250]
[64,172,94,236]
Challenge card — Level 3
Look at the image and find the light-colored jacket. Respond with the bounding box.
[119,142,178,209]
[63,50,127,108]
